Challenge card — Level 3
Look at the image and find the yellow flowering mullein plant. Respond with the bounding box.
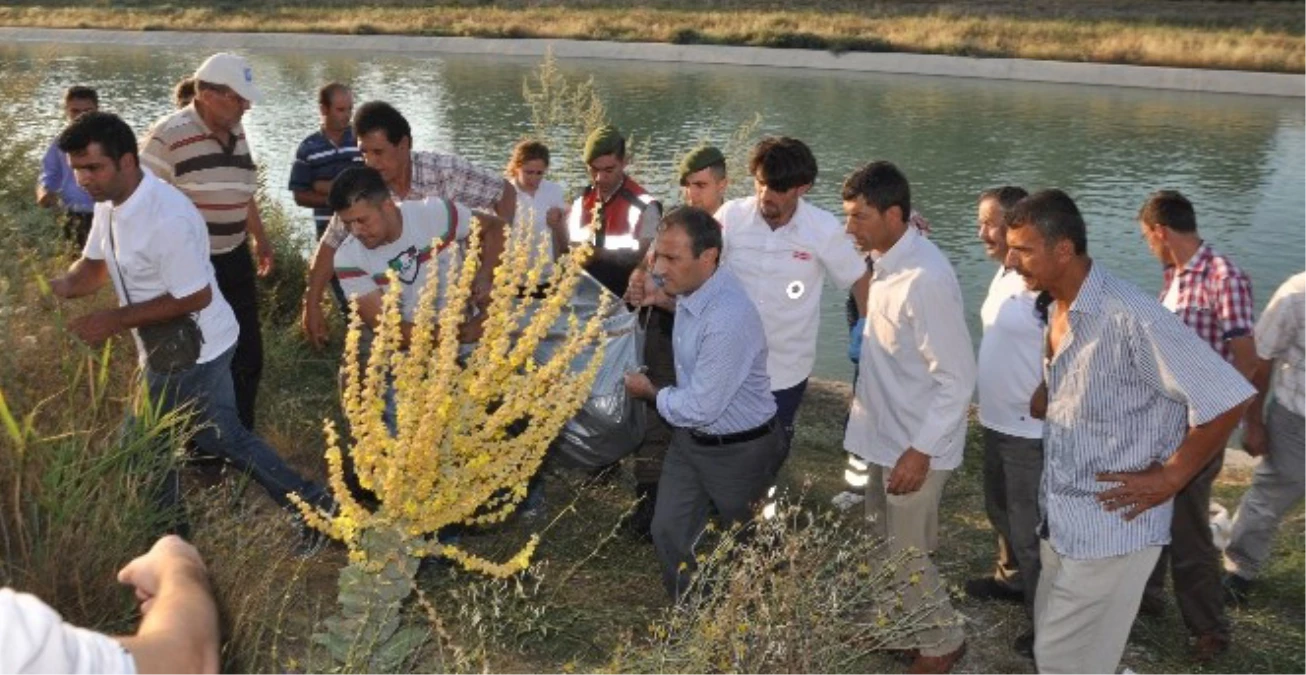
[293,213,610,669]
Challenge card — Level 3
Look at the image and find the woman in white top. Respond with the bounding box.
[505,140,568,271]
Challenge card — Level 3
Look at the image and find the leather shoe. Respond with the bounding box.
[1193,633,1229,663]
[964,577,1024,604]
[908,642,966,674]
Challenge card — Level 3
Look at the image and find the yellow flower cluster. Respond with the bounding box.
[295,212,611,578]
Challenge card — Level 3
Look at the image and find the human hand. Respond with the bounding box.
[253,237,275,277]
[848,317,865,364]
[624,371,656,400]
[625,268,648,306]
[1242,420,1268,458]
[887,447,931,495]
[1029,381,1048,420]
[116,535,206,615]
[1097,462,1182,521]
[546,207,565,231]
[69,310,123,346]
[301,299,328,349]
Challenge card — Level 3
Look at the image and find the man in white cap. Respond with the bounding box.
[140,52,272,431]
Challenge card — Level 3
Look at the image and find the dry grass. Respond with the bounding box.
[0,1,1302,72]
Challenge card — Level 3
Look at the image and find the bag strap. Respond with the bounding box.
[105,210,135,306]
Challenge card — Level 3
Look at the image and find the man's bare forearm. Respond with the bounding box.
[1164,402,1249,488]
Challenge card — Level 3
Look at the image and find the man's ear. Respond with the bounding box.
[704,246,721,266]
[794,184,812,199]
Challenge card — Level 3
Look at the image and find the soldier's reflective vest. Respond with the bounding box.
[567,176,658,251]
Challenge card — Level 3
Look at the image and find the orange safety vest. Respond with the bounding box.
[568,176,659,251]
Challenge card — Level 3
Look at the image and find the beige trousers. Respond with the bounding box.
[865,465,965,657]
[1033,540,1162,674]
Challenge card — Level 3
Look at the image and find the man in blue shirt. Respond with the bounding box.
[37,86,99,246]
[624,206,783,601]
[289,82,361,312]
[1003,189,1252,674]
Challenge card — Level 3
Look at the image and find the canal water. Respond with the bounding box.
[4,41,1302,382]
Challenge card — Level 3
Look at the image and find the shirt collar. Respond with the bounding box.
[679,266,728,316]
[1173,240,1212,276]
[112,169,157,221]
[1069,259,1106,315]
[872,224,920,276]
[753,197,809,233]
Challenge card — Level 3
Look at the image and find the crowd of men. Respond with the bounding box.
[8,51,1304,675]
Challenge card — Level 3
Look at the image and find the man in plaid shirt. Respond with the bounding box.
[300,101,516,348]
[1137,189,1256,662]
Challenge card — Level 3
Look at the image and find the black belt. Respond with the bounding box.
[689,417,778,446]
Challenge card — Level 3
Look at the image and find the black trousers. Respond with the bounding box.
[1142,450,1229,638]
[210,243,263,430]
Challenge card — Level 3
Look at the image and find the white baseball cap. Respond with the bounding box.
[194,53,264,105]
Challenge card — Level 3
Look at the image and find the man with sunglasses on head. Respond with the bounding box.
[140,52,273,432]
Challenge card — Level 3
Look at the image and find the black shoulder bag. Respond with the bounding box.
[107,211,205,374]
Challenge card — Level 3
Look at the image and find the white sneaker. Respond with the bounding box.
[831,490,865,511]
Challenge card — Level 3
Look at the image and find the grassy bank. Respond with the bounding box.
[1,0,1304,73]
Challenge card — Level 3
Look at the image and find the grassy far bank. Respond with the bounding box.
[1,0,1304,73]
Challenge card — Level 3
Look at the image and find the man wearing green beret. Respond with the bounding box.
[679,145,729,215]
[619,145,728,540]
[566,125,661,298]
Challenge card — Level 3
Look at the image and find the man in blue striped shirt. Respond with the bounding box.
[289,82,361,312]
[625,206,783,601]
[1003,190,1254,674]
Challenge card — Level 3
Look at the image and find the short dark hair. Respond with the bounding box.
[353,101,411,146]
[749,136,817,192]
[841,161,911,219]
[56,111,138,164]
[1007,189,1088,255]
[1139,190,1197,234]
[318,82,350,109]
[64,86,98,106]
[978,185,1029,213]
[328,166,390,213]
[659,206,723,259]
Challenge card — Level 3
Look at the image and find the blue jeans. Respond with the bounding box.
[145,345,330,512]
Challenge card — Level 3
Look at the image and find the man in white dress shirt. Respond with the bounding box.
[716,136,868,452]
[842,161,972,673]
[963,186,1046,658]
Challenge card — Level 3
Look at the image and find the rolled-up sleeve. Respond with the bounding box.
[1216,272,1255,341]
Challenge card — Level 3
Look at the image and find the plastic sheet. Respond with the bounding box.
[528,272,647,468]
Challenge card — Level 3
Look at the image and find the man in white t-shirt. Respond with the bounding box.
[47,112,334,554]
[328,166,505,348]
[1,536,219,674]
[964,185,1046,658]
[716,136,868,449]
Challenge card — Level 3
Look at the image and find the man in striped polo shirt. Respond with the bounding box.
[1003,190,1253,674]
[290,82,361,315]
[140,52,273,431]
[300,101,516,349]
[1136,189,1256,661]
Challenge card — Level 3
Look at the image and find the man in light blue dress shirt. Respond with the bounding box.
[1003,189,1253,674]
[37,86,99,246]
[625,206,783,601]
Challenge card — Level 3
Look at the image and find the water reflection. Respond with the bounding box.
[3,42,1302,382]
